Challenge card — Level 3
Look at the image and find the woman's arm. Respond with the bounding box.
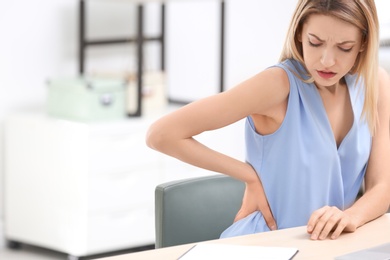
[307,67,390,240]
[146,67,289,182]
[146,67,289,228]
[344,67,390,224]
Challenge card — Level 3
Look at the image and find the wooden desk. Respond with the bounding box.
[98,213,390,260]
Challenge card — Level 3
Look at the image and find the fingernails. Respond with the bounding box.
[270,225,277,231]
[307,225,313,232]
[311,233,318,240]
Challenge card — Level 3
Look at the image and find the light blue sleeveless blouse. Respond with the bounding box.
[220,59,371,238]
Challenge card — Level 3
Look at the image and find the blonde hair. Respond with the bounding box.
[280,0,379,134]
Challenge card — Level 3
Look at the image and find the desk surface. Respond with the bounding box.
[99,213,390,260]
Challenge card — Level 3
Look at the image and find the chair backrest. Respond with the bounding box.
[155,174,245,248]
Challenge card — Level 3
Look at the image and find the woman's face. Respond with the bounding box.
[299,14,363,88]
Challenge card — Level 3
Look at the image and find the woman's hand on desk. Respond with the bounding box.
[234,178,277,231]
[307,206,357,240]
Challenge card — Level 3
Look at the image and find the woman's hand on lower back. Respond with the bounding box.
[234,176,277,231]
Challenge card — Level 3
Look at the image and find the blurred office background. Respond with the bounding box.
[0,0,389,259]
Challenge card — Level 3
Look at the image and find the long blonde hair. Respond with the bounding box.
[280,0,379,134]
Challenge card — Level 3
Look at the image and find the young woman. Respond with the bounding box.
[146,0,390,240]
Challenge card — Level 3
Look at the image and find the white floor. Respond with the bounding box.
[0,244,65,260]
[0,243,154,260]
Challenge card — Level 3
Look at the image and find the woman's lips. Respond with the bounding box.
[317,70,336,79]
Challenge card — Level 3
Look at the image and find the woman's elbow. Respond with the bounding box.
[145,123,162,151]
[145,121,173,153]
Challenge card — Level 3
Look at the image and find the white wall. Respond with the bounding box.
[165,0,296,101]
[377,0,390,39]
[166,1,220,102]
[225,0,295,87]
[375,0,390,74]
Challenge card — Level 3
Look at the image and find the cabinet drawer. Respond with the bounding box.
[88,166,163,210]
[87,206,155,253]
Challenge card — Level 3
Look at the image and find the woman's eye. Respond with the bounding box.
[309,41,321,47]
[339,47,353,53]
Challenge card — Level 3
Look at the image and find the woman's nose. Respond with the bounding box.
[320,49,336,68]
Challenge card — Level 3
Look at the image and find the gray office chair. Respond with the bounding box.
[155,174,245,248]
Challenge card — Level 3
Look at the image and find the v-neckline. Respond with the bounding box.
[312,75,355,151]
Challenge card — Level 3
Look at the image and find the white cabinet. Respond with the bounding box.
[4,111,245,258]
[4,113,159,257]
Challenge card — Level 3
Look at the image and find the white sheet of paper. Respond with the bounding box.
[178,243,299,260]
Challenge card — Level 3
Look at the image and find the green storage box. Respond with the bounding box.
[47,77,126,121]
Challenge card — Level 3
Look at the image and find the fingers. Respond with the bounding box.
[234,207,277,231]
[307,206,328,238]
[261,205,277,230]
[307,206,350,240]
[256,185,277,230]
[235,178,277,231]
[330,217,349,239]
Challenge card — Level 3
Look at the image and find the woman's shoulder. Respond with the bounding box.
[260,64,290,94]
[241,63,290,116]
